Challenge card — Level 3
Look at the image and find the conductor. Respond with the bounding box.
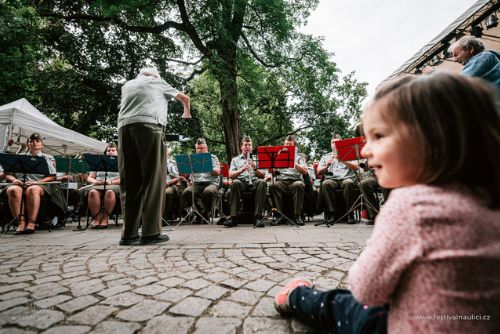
[118,68,191,246]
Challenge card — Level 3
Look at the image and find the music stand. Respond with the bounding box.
[55,157,89,219]
[212,162,230,224]
[78,154,119,230]
[257,146,301,227]
[0,153,51,233]
[175,153,213,228]
[220,162,229,179]
[324,137,378,226]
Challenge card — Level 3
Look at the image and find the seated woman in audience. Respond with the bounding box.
[84,143,120,229]
[5,133,57,234]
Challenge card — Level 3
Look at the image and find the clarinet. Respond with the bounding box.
[246,153,253,185]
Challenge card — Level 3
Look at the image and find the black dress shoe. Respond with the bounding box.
[294,216,305,226]
[223,219,237,228]
[347,215,358,224]
[192,215,201,224]
[324,217,335,226]
[254,219,265,228]
[201,212,210,224]
[271,217,285,226]
[140,234,169,245]
[119,236,141,246]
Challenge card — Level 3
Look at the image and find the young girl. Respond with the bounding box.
[274,72,500,333]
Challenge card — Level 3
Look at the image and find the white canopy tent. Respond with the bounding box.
[0,98,107,156]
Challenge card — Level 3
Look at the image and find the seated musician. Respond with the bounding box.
[84,143,120,229]
[163,150,181,222]
[181,138,221,224]
[5,133,57,234]
[355,123,382,223]
[317,134,378,224]
[269,135,307,226]
[223,136,268,228]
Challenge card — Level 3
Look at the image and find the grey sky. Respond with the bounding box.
[302,0,477,101]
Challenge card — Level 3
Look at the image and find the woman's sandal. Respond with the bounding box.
[90,218,101,229]
[23,218,36,234]
[98,218,109,229]
[14,218,26,235]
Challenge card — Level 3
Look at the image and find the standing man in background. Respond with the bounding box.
[118,68,190,246]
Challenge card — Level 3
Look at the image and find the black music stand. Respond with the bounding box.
[257,146,300,227]
[55,157,89,221]
[320,137,378,226]
[77,154,119,230]
[0,153,51,233]
[175,153,213,228]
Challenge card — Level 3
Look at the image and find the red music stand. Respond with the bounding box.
[257,145,300,227]
[220,163,229,178]
[321,136,378,226]
[334,136,365,162]
[257,146,295,171]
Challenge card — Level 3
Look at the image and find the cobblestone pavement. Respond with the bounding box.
[0,219,373,333]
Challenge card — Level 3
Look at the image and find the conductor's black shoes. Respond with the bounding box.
[140,234,169,245]
[119,236,140,246]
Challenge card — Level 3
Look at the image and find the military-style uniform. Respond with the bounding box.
[228,154,268,218]
[318,152,379,220]
[270,149,306,216]
[181,154,220,216]
[7,152,66,218]
[164,158,181,220]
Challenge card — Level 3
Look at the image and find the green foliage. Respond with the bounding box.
[1,0,367,162]
[0,1,45,105]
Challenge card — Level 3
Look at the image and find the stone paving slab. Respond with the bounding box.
[0,219,373,333]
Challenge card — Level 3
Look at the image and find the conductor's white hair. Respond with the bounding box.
[139,68,161,78]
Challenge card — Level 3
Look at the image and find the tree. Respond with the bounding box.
[0,2,45,105]
[5,1,366,160]
[35,0,340,159]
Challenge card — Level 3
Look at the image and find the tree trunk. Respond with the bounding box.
[215,41,240,163]
[219,74,240,163]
